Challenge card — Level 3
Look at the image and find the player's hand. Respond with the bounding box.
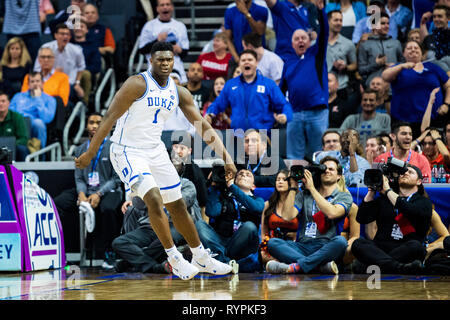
[75,151,94,169]
[225,162,237,178]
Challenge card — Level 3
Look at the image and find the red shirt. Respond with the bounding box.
[196,52,231,80]
[375,149,432,178]
[426,153,445,170]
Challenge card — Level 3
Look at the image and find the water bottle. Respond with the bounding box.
[438,165,446,183]
[431,165,438,183]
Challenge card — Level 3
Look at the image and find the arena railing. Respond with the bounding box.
[63,101,87,157]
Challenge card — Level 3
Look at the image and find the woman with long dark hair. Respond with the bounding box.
[260,169,300,265]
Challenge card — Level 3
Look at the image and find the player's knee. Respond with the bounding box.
[143,188,164,210]
[165,198,188,217]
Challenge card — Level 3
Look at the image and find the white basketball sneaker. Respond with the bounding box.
[168,254,199,280]
[191,249,233,275]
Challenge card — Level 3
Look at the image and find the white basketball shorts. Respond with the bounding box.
[110,141,182,203]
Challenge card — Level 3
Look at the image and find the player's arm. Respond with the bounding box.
[177,85,237,175]
[75,75,146,169]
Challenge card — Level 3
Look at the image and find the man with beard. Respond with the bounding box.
[340,89,391,147]
[265,156,353,275]
[351,165,432,274]
[375,122,432,178]
[315,128,370,187]
[184,63,210,113]
[54,112,123,269]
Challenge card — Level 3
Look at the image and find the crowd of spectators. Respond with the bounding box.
[1,0,449,274]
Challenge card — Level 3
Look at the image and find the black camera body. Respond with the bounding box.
[364,157,408,190]
[0,146,13,164]
[290,164,327,183]
[208,161,227,189]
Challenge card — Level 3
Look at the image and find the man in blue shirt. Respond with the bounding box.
[264,0,319,62]
[279,0,329,160]
[206,49,293,133]
[9,72,56,148]
[224,0,268,62]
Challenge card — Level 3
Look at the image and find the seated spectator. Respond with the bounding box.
[351,165,432,274]
[242,32,284,84]
[385,0,413,40]
[368,76,391,114]
[196,32,233,81]
[9,72,56,149]
[259,169,300,268]
[325,1,367,40]
[365,135,387,165]
[327,10,358,93]
[417,129,450,171]
[202,76,231,130]
[375,122,432,178]
[352,0,400,44]
[36,23,89,107]
[82,3,116,58]
[206,50,293,132]
[322,130,342,152]
[340,89,391,146]
[22,47,70,107]
[138,0,189,84]
[377,132,393,152]
[357,12,403,87]
[264,0,320,62]
[236,129,287,187]
[328,72,359,128]
[265,156,353,275]
[112,158,201,273]
[73,20,102,78]
[316,128,370,187]
[420,4,450,61]
[195,167,265,268]
[184,63,211,114]
[382,40,450,135]
[279,1,329,160]
[0,37,32,98]
[0,92,29,161]
[224,0,268,63]
[54,112,123,270]
[425,209,450,259]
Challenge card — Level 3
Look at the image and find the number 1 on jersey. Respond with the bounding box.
[153,109,161,123]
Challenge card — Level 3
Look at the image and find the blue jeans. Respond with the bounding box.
[195,220,259,263]
[31,118,47,148]
[267,235,348,273]
[286,108,329,160]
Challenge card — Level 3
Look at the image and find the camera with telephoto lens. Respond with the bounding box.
[364,157,408,190]
[208,160,227,189]
[0,146,13,164]
[290,164,327,182]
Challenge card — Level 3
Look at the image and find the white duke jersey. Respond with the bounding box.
[110,71,180,148]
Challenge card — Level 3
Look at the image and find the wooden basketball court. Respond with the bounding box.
[1,267,449,300]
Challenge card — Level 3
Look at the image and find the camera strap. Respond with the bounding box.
[390,149,412,164]
[392,193,416,240]
[247,151,267,174]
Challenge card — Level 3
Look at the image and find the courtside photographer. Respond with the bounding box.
[351,161,433,274]
[194,160,265,270]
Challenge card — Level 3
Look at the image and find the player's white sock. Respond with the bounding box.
[165,245,181,259]
[189,243,206,258]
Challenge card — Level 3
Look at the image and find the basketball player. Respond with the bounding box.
[75,42,236,280]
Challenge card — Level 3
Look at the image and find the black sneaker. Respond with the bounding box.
[113,259,131,273]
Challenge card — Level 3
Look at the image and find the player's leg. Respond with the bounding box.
[164,197,232,275]
[110,143,197,279]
